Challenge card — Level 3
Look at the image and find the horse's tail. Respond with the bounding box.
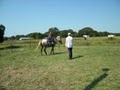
[35,40,41,51]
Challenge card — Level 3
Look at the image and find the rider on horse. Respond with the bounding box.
[47,32,55,45]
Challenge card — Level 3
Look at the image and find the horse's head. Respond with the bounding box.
[56,36,62,44]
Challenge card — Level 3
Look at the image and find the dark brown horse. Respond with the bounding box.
[36,36,62,55]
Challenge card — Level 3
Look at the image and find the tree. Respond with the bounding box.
[26,32,44,39]
[98,31,110,36]
[60,29,76,37]
[59,30,68,37]
[78,27,98,37]
[48,27,60,37]
[0,24,5,43]
[15,35,26,40]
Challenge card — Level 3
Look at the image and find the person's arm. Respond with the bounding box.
[65,38,68,52]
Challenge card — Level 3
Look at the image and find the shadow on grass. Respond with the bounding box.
[0,85,6,90]
[54,51,67,55]
[72,55,83,59]
[84,68,109,90]
[0,45,22,50]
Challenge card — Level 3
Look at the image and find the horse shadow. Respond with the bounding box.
[53,51,67,55]
[83,68,109,90]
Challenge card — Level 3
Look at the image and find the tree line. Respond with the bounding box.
[9,27,120,40]
[1,24,120,41]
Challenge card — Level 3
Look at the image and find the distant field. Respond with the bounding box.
[0,37,120,90]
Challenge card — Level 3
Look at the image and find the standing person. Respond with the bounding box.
[65,33,73,60]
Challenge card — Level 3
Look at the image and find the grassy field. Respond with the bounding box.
[0,37,120,90]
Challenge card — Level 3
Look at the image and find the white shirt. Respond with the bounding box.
[65,36,73,48]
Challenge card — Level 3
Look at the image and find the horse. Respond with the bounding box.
[35,36,62,55]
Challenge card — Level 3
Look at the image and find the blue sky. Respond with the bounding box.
[0,0,120,36]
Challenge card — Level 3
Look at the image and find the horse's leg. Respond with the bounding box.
[50,46,54,54]
[44,47,47,55]
[41,45,43,55]
[50,47,52,54]
[52,46,54,54]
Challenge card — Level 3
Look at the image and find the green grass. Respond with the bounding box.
[0,37,120,90]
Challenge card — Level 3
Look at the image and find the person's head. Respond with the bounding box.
[68,33,71,36]
[49,32,53,36]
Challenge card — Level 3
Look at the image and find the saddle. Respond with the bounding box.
[47,38,55,45]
